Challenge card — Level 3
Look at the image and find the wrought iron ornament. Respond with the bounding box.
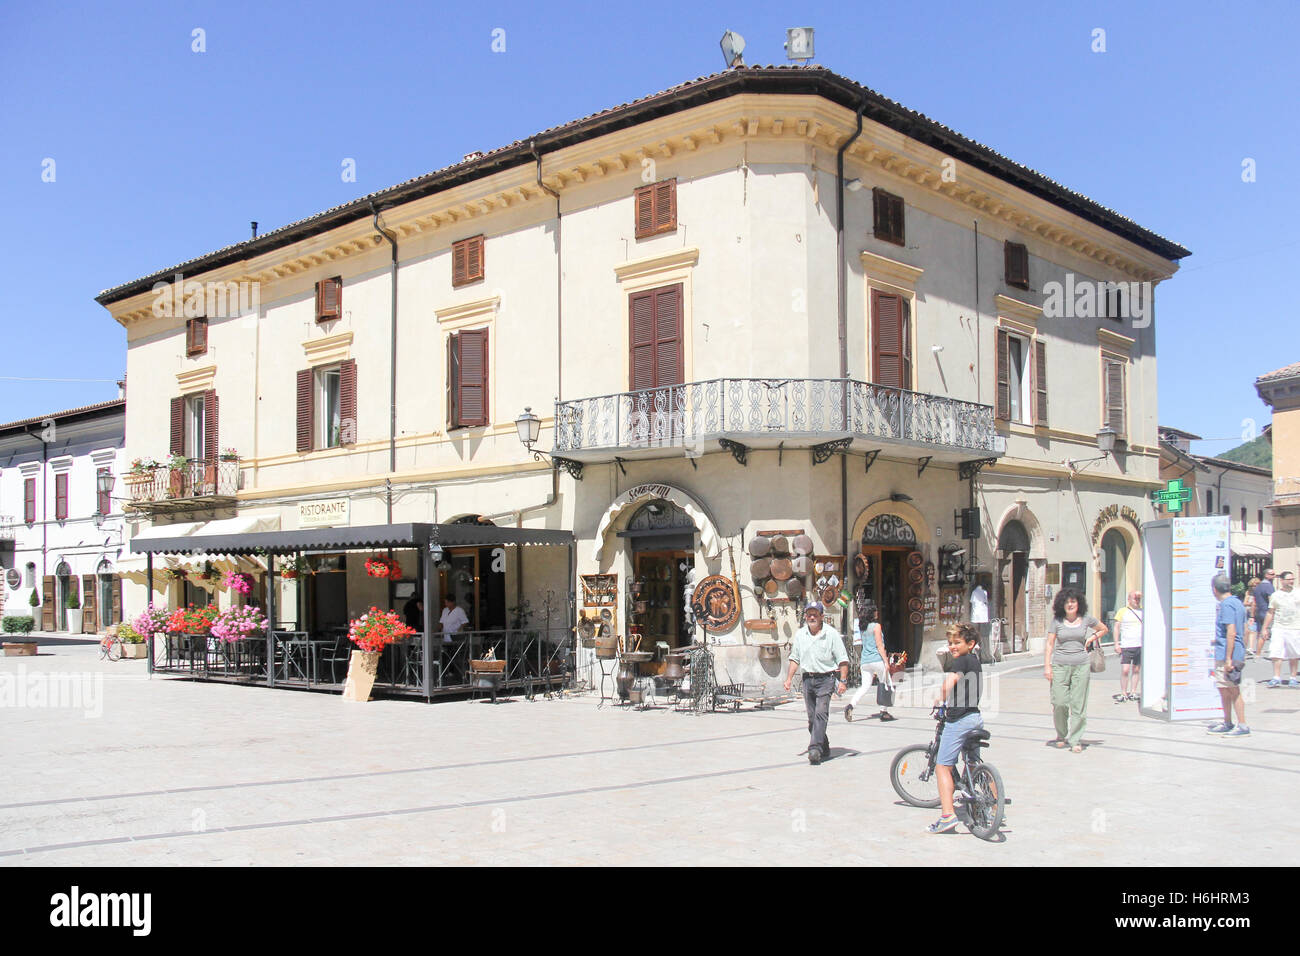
[862,513,917,545]
[690,574,740,631]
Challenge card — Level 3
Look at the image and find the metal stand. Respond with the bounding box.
[596,656,618,706]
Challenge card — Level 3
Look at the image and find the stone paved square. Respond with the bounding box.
[1,641,1294,866]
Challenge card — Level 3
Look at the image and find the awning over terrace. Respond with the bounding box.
[129,521,574,556]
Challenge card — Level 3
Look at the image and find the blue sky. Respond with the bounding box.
[1,0,1295,455]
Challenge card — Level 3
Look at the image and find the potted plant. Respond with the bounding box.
[125,457,158,496]
[133,603,172,660]
[342,606,415,702]
[2,614,38,656]
[210,605,267,644]
[116,623,149,659]
[222,570,254,597]
[65,586,83,635]
[364,555,402,579]
[219,447,240,462]
[280,555,311,580]
[167,453,188,497]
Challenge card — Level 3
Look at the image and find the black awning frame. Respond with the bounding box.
[130,521,573,556]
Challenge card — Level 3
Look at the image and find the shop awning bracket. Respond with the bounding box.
[958,457,999,481]
[555,456,585,481]
[862,448,880,474]
[917,456,933,478]
[811,437,851,466]
[718,438,749,466]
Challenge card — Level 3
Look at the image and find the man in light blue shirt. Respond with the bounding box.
[783,602,849,764]
[1208,574,1249,737]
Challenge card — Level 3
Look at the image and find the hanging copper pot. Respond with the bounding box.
[748,536,771,558]
[792,534,814,556]
[785,577,805,600]
[770,535,790,556]
[763,578,780,596]
[662,654,686,681]
[770,557,793,581]
[749,558,771,580]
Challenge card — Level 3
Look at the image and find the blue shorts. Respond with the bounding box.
[936,712,984,766]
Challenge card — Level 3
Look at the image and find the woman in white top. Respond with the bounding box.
[844,607,894,722]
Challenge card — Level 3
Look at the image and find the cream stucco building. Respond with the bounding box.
[97,67,1188,691]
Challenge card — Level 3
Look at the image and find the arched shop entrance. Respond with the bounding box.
[620,498,697,652]
[1099,528,1131,638]
[55,560,74,632]
[857,514,920,660]
[997,520,1030,654]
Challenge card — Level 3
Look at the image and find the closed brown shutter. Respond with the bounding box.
[628,285,683,390]
[316,277,341,322]
[452,237,484,287]
[1034,340,1048,426]
[452,242,467,286]
[629,291,656,389]
[454,330,488,427]
[54,473,68,521]
[1105,360,1126,437]
[634,186,655,238]
[41,576,55,631]
[203,390,219,461]
[81,574,97,633]
[1005,242,1029,289]
[873,188,904,246]
[24,478,36,523]
[339,359,357,443]
[296,369,314,452]
[170,396,185,455]
[447,333,458,427]
[654,180,676,233]
[186,317,208,356]
[111,575,122,624]
[872,290,909,388]
[995,329,1010,421]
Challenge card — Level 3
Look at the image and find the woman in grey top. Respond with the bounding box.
[1045,587,1108,752]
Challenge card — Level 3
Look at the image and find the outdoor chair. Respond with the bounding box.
[320,632,353,684]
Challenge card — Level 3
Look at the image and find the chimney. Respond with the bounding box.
[251,221,259,239]
[117,377,126,400]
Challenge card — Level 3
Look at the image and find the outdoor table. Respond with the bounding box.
[273,632,313,682]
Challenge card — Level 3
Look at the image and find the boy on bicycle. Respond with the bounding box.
[928,623,983,834]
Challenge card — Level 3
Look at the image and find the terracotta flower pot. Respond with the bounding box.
[121,643,148,659]
[342,649,380,702]
[3,642,38,657]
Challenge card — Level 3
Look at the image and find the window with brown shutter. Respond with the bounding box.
[452,236,485,287]
[633,179,678,238]
[296,369,314,452]
[448,330,489,428]
[96,467,111,515]
[55,473,68,521]
[871,289,911,389]
[628,285,683,390]
[339,360,357,444]
[316,277,342,322]
[186,316,208,356]
[1104,357,1127,439]
[1005,242,1029,290]
[170,396,185,456]
[995,328,1010,421]
[203,390,219,462]
[24,478,36,523]
[872,188,905,246]
[1034,339,1048,426]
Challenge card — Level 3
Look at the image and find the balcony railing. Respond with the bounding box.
[554,378,1000,456]
[124,458,241,510]
[0,515,15,539]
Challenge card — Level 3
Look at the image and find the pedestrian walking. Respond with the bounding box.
[1261,570,1300,688]
[926,623,983,834]
[1252,569,1275,654]
[844,607,894,722]
[783,601,849,765]
[1112,591,1142,703]
[1207,573,1249,736]
[1045,587,1108,753]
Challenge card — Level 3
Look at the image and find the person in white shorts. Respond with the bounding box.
[844,607,894,721]
[1262,570,1300,688]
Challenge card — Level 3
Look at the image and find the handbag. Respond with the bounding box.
[876,681,895,707]
[887,651,907,676]
[1088,639,1106,673]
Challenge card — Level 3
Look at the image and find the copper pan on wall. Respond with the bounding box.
[769,558,794,581]
[769,535,790,556]
[749,558,771,580]
[785,578,805,600]
[748,536,772,558]
[792,534,814,556]
[763,578,781,596]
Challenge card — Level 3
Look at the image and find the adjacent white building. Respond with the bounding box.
[0,399,128,632]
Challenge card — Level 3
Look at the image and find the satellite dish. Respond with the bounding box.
[720,30,746,68]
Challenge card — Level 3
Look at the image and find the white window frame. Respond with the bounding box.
[316,365,342,450]
[1005,332,1034,426]
[185,394,206,460]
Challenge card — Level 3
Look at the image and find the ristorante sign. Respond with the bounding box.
[298,498,350,529]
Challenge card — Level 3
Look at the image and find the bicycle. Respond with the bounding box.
[99,630,124,662]
[889,704,1006,840]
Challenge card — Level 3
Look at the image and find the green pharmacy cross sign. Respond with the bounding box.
[1151,478,1194,513]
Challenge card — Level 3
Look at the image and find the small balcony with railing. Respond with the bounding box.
[553,378,1004,465]
[123,457,242,515]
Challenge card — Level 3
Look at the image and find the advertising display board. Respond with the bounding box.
[1140,516,1231,721]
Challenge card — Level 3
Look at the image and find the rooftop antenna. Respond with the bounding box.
[719,30,745,68]
[784,27,814,63]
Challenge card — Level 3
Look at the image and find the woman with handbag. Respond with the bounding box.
[1045,587,1108,753]
[845,607,895,722]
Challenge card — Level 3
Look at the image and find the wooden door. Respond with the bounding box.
[81,574,98,634]
[41,576,55,631]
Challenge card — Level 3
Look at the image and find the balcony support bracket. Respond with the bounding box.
[958,457,999,481]
[554,457,585,481]
[863,448,880,475]
[718,439,749,467]
[777,441,784,467]
[917,456,933,478]
[811,437,852,466]
[613,456,627,477]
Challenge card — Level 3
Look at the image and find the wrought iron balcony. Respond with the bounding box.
[0,515,16,539]
[554,378,1002,460]
[124,458,242,514]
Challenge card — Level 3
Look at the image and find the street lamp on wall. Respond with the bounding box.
[515,407,542,457]
[1065,427,1120,472]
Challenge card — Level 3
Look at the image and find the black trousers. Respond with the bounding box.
[802,672,836,755]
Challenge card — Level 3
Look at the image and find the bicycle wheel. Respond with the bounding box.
[106,639,122,662]
[965,761,1005,840]
[890,745,941,808]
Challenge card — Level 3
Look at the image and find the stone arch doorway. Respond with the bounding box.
[857,512,920,661]
[1099,528,1132,638]
[55,559,74,632]
[997,520,1030,654]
